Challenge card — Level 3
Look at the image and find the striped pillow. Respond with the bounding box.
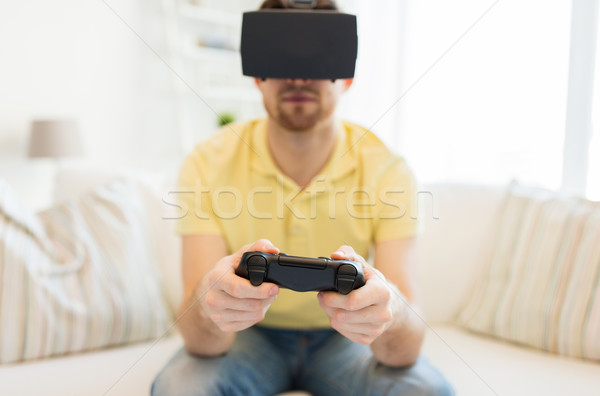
[458,183,600,360]
[0,178,171,364]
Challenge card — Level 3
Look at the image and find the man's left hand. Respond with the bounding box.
[317,245,398,345]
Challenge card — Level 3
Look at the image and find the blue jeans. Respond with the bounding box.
[152,326,454,396]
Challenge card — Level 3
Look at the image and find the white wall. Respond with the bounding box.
[396,0,572,189]
[0,0,179,209]
[0,0,408,210]
[337,0,406,150]
[0,0,581,209]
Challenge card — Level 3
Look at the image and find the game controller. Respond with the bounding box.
[236,251,366,295]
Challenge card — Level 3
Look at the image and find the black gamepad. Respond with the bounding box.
[236,251,366,295]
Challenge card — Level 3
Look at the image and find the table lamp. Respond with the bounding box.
[28,119,84,159]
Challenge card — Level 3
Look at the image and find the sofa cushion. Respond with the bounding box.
[0,178,171,364]
[422,325,600,396]
[458,182,600,360]
[416,183,505,324]
[0,333,182,396]
[53,164,183,316]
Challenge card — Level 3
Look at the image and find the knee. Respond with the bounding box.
[373,359,455,396]
[151,364,251,396]
[410,375,454,396]
[388,374,454,396]
[151,366,189,396]
[151,357,209,396]
[372,381,454,396]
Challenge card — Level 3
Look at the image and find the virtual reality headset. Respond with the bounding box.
[240,9,358,80]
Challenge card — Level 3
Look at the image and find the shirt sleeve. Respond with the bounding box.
[372,157,419,242]
[174,150,223,236]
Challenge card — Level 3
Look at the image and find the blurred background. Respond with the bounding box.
[0,0,598,210]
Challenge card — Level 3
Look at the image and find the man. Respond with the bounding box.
[153,1,453,394]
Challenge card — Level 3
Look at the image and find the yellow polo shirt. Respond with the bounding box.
[176,118,417,329]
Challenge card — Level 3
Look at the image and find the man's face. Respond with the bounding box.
[255,78,353,131]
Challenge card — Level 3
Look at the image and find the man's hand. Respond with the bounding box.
[199,239,280,333]
[317,245,399,345]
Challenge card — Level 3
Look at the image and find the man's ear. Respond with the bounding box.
[343,78,354,92]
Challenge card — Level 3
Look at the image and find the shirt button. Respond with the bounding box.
[291,225,302,235]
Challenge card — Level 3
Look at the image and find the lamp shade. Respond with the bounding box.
[28,119,84,158]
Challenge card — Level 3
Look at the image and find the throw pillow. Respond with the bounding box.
[0,178,171,363]
[458,182,600,361]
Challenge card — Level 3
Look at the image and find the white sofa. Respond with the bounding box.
[1,172,599,396]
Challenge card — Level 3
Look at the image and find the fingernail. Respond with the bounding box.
[334,251,344,257]
[270,286,279,296]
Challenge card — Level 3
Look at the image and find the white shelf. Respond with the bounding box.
[182,41,240,61]
[177,2,242,28]
[177,86,260,102]
[164,0,262,152]
[203,86,261,101]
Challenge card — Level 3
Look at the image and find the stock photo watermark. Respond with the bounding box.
[161,182,440,221]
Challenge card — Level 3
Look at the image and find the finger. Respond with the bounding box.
[206,290,277,312]
[331,320,375,335]
[219,320,262,333]
[242,238,279,255]
[317,296,336,317]
[236,238,277,253]
[318,290,372,312]
[214,308,268,323]
[332,325,381,345]
[330,245,364,263]
[331,305,392,325]
[360,262,387,283]
[331,305,375,325]
[222,273,279,299]
[330,245,353,260]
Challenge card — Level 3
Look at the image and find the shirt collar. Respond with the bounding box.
[251,118,357,187]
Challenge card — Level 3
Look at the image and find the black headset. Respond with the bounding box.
[240,2,358,80]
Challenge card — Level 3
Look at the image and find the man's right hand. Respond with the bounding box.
[198,239,280,333]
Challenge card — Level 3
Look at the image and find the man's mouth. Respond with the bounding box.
[282,92,316,103]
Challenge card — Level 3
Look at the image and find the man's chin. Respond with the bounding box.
[278,116,319,132]
[276,110,320,132]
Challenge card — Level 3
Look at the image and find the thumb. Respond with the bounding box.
[250,238,279,254]
[232,239,279,269]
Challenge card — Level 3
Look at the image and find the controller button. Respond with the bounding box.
[247,255,267,286]
[336,264,357,294]
[338,264,357,276]
[248,269,266,286]
[337,278,355,295]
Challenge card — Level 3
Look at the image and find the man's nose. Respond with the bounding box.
[285,78,312,85]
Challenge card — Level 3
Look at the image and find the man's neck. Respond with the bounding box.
[266,116,339,189]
